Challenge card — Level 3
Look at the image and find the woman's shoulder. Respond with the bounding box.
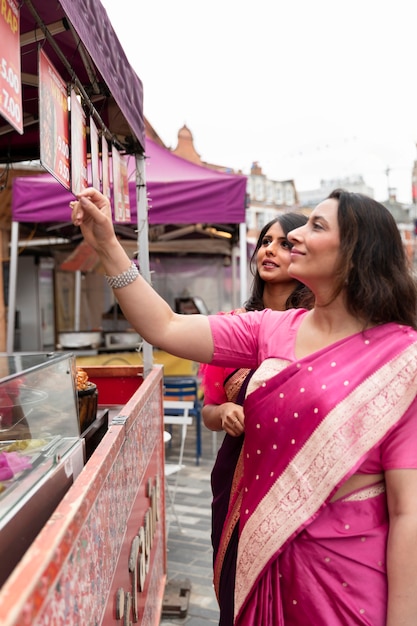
[209,307,309,337]
[213,307,246,317]
[250,307,308,323]
[229,307,247,316]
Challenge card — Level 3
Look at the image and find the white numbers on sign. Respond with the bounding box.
[1,58,20,94]
[58,159,70,183]
[57,135,69,158]
[1,88,20,123]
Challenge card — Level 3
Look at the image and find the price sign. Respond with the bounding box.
[39,49,70,189]
[120,154,131,220]
[0,0,23,134]
[89,117,100,190]
[102,134,110,200]
[70,88,87,195]
[112,146,130,222]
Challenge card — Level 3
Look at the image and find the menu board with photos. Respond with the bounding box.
[70,88,88,195]
[0,0,23,133]
[38,49,70,189]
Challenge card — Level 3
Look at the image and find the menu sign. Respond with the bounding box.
[102,135,110,199]
[0,0,23,133]
[89,117,100,190]
[112,145,130,222]
[70,88,87,195]
[120,155,131,220]
[39,49,70,189]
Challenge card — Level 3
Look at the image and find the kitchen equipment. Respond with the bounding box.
[104,331,142,351]
[57,330,103,349]
[78,382,98,432]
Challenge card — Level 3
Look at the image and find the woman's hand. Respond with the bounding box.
[203,402,245,436]
[70,187,116,252]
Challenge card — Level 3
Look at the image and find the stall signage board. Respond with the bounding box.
[90,117,100,190]
[70,88,88,195]
[102,134,110,200]
[120,153,131,220]
[39,49,70,190]
[112,146,130,222]
[0,0,23,134]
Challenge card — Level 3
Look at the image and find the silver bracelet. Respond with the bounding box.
[105,261,139,289]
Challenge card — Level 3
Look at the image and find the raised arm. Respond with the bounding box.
[71,188,214,363]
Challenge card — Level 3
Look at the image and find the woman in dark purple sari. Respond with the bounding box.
[200,213,312,625]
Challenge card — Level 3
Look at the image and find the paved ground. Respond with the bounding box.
[160,422,222,626]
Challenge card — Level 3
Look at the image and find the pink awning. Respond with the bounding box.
[12,138,247,225]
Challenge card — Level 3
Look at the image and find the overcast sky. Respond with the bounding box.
[101,0,417,203]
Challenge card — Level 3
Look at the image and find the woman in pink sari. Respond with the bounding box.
[200,213,312,625]
[72,187,417,625]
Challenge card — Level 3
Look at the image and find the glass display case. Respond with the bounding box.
[0,352,85,587]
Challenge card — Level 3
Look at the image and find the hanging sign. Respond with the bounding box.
[39,49,70,189]
[112,146,130,222]
[70,88,88,195]
[0,0,23,133]
[120,153,131,221]
[102,134,110,200]
[89,117,100,190]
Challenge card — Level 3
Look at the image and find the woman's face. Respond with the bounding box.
[256,221,295,284]
[287,198,341,291]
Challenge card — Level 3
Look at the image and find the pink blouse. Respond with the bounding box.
[200,308,248,406]
[208,308,417,473]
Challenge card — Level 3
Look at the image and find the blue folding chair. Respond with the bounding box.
[163,376,202,465]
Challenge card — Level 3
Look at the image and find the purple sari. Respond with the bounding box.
[212,322,417,625]
[210,368,254,625]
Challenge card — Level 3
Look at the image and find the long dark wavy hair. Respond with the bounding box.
[328,188,417,329]
[245,213,313,312]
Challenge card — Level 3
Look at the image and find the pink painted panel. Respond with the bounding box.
[0,366,166,626]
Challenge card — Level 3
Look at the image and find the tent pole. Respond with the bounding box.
[231,247,238,309]
[74,270,81,331]
[135,153,153,377]
[239,222,247,306]
[6,222,19,354]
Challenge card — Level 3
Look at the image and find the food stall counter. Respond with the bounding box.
[0,363,166,626]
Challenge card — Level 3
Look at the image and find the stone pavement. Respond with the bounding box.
[160,422,222,626]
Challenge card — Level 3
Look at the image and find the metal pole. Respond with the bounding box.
[239,222,247,305]
[74,270,81,331]
[135,153,153,377]
[6,222,19,353]
[231,246,238,309]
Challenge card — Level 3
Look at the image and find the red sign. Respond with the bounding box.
[70,88,88,195]
[0,0,23,133]
[39,49,70,189]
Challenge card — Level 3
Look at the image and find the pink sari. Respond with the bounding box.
[213,322,417,625]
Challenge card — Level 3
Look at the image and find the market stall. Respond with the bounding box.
[0,356,166,626]
[0,2,167,625]
[8,137,248,351]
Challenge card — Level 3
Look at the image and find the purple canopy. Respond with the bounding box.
[0,0,144,162]
[12,138,247,225]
